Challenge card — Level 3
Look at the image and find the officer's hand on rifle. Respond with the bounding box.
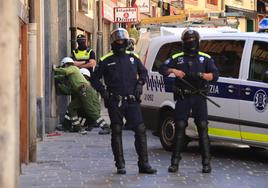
[134,82,143,102]
[201,73,214,81]
[171,69,185,78]
[187,72,204,80]
[101,91,110,108]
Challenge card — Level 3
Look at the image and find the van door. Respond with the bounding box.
[200,39,246,142]
[143,40,182,108]
[239,39,268,146]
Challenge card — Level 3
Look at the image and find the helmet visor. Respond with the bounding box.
[181,29,200,42]
[111,29,129,44]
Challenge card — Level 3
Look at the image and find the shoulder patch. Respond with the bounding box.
[198,52,211,58]
[100,51,114,61]
[172,52,184,59]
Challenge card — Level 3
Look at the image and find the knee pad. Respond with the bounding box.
[176,120,187,130]
[134,124,146,134]
[111,124,122,135]
[195,121,208,132]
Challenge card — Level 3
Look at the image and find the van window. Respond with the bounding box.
[152,42,182,72]
[152,40,245,79]
[249,41,268,82]
[200,40,245,78]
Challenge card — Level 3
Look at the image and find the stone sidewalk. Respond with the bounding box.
[20,109,268,188]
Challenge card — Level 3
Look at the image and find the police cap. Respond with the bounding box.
[77,34,86,42]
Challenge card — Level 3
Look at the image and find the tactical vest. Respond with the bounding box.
[73,48,92,61]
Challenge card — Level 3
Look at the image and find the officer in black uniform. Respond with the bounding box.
[92,28,157,175]
[159,29,219,173]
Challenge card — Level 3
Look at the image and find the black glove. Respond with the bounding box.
[188,72,204,80]
[101,91,110,108]
[134,83,143,102]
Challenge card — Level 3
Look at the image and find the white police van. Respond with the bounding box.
[137,21,268,151]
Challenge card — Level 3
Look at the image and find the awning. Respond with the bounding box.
[225,5,257,19]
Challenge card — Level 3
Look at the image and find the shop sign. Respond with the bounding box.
[136,0,150,13]
[114,7,138,23]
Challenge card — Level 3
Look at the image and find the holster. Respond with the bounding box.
[173,86,184,101]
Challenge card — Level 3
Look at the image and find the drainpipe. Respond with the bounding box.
[93,0,98,52]
[97,0,103,59]
[70,0,76,52]
[28,0,37,162]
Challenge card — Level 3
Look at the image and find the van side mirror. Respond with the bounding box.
[263,70,268,83]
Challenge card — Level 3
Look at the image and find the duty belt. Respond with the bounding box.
[175,88,208,95]
[109,93,137,107]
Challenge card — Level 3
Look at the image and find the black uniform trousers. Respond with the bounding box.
[107,98,150,169]
[172,94,210,166]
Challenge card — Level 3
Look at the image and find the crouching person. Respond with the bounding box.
[54,57,104,133]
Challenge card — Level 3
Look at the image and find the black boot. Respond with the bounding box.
[62,112,72,131]
[168,156,179,173]
[134,124,157,174]
[196,121,212,173]
[138,162,157,174]
[117,168,126,174]
[111,124,126,174]
[202,164,211,173]
[98,123,111,135]
[168,120,187,173]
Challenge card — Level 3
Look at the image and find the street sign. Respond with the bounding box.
[114,7,138,23]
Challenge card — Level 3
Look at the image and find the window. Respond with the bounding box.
[153,40,245,78]
[152,42,182,72]
[200,40,245,78]
[207,0,218,5]
[249,41,268,82]
[78,0,88,13]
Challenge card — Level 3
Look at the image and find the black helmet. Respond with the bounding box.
[127,38,136,51]
[110,28,129,54]
[110,28,129,44]
[181,29,200,54]
[76,34,86,42]
[181,29,200,42]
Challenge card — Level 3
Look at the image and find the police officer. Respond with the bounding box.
[91,28,157,175]
[72,34,96,74]
[127,37,136,52]
[54,57,101,133]
[159,29,219,173]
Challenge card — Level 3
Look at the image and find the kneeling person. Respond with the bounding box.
[54,57,108,133]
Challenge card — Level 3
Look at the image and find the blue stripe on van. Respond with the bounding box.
[145,75,268,102]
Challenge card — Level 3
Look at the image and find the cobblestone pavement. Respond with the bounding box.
[20,111,268,188]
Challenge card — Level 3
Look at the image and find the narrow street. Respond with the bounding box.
[20,110,268,188]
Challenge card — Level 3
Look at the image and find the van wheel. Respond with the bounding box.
[159,111,175,152]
